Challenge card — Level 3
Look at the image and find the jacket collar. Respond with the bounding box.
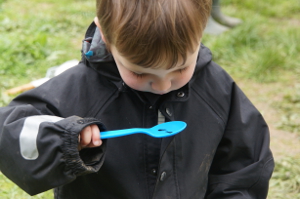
[81,22,213,101]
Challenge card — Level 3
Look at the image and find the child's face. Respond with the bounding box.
[110,45,200,95]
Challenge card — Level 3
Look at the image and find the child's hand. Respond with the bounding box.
[78,124,102,151]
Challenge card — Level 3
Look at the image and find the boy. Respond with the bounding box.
[0,0,274,198]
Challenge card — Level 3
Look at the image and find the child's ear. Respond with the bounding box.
[94,17,107,43]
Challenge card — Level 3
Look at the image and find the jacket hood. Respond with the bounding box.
[81,22,213,87]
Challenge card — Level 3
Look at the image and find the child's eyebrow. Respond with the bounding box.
[117,59,135,69]
[117,59,145,73]
[117,59,136,70]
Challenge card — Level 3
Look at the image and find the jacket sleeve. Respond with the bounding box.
[205,83,274,199]
[0,94,107,195]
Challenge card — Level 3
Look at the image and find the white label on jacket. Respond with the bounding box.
[158,111,165,124]
[20,115,64,160]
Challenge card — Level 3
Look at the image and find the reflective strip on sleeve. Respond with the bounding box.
[19,115,64,160]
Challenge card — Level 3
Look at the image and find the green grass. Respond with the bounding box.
[203,9,300,82]
[269,157,300,199]
[0,0,95,94]
[275,84,300,133]
[0,172,53,199]
[0,0,300,198]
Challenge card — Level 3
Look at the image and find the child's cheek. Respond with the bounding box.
[174,71,194,89]
[122,75,146,91]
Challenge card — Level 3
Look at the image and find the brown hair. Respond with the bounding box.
[96,0,211,69]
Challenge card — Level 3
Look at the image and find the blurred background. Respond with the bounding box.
[0,0,299,198]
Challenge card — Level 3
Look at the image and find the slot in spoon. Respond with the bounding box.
[100,121,187,139]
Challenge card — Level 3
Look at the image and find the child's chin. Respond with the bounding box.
[131,86,171,95]
[149,90,171,95]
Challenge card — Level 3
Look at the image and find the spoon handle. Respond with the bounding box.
[100,128,147,139]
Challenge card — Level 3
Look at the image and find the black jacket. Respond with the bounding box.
[0,22,274,199]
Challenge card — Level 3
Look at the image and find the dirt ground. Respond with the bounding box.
[256,101,300,160]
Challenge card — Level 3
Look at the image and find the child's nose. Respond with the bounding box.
[151,78,171,93]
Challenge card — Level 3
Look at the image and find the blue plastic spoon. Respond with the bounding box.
[100,121,187,139]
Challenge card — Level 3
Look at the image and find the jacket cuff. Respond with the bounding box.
[56,116,107,176]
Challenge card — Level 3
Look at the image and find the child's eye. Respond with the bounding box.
[177,67,188,74]
[131,71,145,78]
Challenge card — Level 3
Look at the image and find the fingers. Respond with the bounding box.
[78,124,102,151]
[80,125,92,147]
[91,124,102,146]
